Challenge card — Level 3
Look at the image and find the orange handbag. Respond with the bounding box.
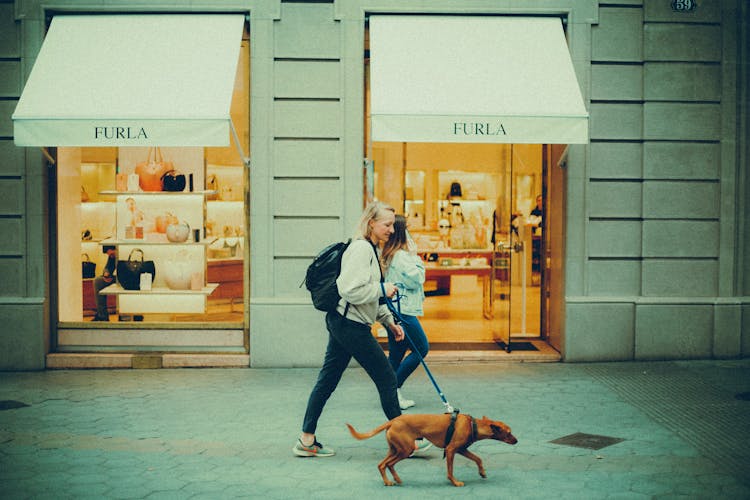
[135,148,173,192]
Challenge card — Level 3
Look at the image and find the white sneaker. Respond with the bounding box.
[397,389,415,410]
[410,438,432,457]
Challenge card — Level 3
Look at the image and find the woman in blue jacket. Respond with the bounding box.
[381,215,429,409]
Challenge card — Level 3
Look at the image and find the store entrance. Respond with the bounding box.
[370,142,554,351]
[364,15,588,355]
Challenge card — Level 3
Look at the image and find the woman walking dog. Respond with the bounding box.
[294,201,431,457]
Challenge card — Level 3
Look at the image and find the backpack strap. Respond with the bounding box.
[368,240,384,283]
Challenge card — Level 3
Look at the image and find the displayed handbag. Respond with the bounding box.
[81,253,96,279]
[166,221,191,243]
[449,181,463,198]
[161,170,186,192]
[164,254,193,290]
[116,248,156,290]
[135,148,173,192]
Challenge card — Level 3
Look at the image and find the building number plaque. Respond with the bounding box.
[671,0,697,12]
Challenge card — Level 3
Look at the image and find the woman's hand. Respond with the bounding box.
[383,282,399,298]
[389,323,405,342]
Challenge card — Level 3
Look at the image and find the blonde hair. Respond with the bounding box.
[354,200,395,240]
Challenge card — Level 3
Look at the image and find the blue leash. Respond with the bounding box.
[381,284,455,413]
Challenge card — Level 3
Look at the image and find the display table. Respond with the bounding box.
[424,263,493,319]
[100,284,218,314]
[418,248,492,295]
[82,278,116,316]
[207,258,244,310]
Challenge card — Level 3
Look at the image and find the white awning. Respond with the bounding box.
[13,14,244,147]
[369,16,589,144]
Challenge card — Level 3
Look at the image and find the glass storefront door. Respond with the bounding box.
[499,145,547,351]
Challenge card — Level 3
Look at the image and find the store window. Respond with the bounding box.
[68,44,249,325]
[13,14,249,326]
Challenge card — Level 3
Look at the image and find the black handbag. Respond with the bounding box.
[161,170,186,192]
[116,248,156,290]
[82,253,96,279]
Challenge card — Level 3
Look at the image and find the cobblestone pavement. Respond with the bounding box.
[1,359,749,499]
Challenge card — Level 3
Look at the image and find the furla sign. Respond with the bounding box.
[452,122,507,137]
[94,126,149,140]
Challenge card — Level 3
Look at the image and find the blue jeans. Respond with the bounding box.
[387,314,429,388]
[302,311,401,435]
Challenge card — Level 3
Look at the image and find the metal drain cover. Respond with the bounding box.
[550,432,624,450]
[0,400,30,411]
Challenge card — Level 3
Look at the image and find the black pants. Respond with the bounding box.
[302,310,401,434]
[93,276,113,320]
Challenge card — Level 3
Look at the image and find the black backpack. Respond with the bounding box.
[302,239,351,312]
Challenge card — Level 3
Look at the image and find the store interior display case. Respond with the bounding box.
[99,190,217,314]
[71,148,245,322]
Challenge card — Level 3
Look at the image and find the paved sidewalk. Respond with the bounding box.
[1,359,749,499]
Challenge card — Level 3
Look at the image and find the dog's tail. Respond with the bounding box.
[346,421,391,440]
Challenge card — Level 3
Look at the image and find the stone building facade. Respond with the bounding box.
[0,0,747,369]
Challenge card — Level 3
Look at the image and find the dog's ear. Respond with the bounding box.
[490,423,506,435]
[491,423,518,445]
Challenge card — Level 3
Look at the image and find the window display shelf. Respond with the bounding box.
[69,152,246,322]
[101,283,219,315]
[103,189,215,315]
[101,284,218,295]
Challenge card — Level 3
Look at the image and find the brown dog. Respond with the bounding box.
[347,413,517,487]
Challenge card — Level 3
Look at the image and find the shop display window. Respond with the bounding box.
[60,146,246,324]
[57,39,249,326]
